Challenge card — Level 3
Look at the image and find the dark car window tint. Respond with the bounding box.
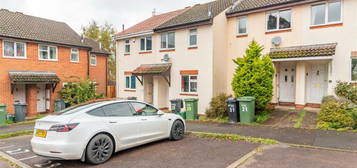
[87,107,106,117]
[131,102,158,116]
[103,103,133,117]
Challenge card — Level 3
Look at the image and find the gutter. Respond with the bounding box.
[113,30,153,40]
[154,19,212,33]
[226,0,325,18]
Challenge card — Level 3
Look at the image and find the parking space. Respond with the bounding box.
[0,135,259,168]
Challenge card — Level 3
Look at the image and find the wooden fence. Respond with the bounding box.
[107,86,116,98]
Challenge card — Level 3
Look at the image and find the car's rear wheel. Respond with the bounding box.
[86,134,114,165]
[170,120,185,140]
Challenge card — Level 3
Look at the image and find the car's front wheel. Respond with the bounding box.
[170,120,185,140]
[86,134,114,165]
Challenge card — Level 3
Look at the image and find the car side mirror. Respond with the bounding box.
[157,111,164,116]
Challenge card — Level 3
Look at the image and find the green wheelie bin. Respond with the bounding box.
[0,104,6,125]
[237,97,255,124]
[184,98,198,120]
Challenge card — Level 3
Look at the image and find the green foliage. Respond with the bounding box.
[317,102,354,129]
[321,95,338,104]
[190,132,278,145]
[255,110,272,124]
[231,40,275,111]
[59,79,105,106]
[205,93,231,118]
[335,81,357,104]
[82,21,117,82]
[293,110,306,128]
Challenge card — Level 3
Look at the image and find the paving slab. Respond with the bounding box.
[240,144,357,168]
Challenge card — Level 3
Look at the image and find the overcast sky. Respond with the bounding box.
[1,0,212,34]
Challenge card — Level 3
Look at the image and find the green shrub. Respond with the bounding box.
[255,110,272,124]
[350,107,357,129]
[59,79,105,106]
[231,40,275,111]
[205,93,231,119]
[335,81,357,104]
[317,102,354,129]
[321,95,338,104]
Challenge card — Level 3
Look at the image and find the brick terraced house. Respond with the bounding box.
[0,9,110,117]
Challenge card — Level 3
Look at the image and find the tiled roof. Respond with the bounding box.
[114,9,188,37]
[9,71,60,84]
[132,63,171,75]
[269,43,337,59]
[84,38,111,55]
[0,9,89,48]
[155,0,237,31]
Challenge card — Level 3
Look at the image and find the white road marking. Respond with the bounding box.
[6,148,30,155]
[18,155,37,161]
[0,145,15,149]
[34,160,52,168]
[46,163,61,168]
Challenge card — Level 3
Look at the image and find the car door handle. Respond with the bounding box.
[109,121,117,124]
[141,118,147,121]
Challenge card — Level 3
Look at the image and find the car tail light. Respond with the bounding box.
[49,123,79,132]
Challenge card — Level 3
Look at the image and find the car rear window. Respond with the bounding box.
[55,102,102,115]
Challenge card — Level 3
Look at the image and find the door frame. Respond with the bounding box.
[143,76,154,104]
[36,84,46,113]
[278,62,297,103]
[306,62,328,104]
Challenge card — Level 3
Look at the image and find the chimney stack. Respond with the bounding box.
[152,8,156,16]
[122,24,125,31]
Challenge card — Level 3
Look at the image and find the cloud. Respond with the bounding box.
[1,0,212,33]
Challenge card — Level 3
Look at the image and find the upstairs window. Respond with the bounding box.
[352,58,357,81]
[90,54,97,66]
[3,41,26,58]
[70,48,79,62]
[125,75,136,89]
[161,32,175,49]
[267,10,291,31]
[140,36,152,51]
[124,40,130,54]
[189,29,197,46]
[237,16,248,35]
[39,45,57,61]
[181,75,198,93]
[311,1,341,26]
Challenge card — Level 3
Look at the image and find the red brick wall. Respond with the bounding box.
[89,54,108,95]
[0,39,90,114]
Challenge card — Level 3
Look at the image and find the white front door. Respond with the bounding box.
[279,64,296,102]
[13,85,26,104]
[37,85,46,113]
[307,64,328,104]
[144,76,154,104]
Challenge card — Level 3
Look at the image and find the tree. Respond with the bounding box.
[82,21,117,82]
[231,40,275,111]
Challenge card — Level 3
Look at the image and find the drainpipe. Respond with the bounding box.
[87,50,90,78]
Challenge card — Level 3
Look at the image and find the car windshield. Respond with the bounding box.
[54,102,103,115]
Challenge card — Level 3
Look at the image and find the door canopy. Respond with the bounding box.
[269,43,337,60]
[9,71,60,93]
[131,63,171,86]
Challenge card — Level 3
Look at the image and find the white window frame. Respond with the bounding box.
[140,36,152,52]
[311,0,343,26]
[188,28,198,47]
[70,48,79,63]
[124,40,130,54]
[266,9,292,32]
[90,54,97,66]
[160,32,175,49]
[2,40,27,59]
[125,75,136,90]
[352,57,357,82]
[237,16,248,35]
[181,75,198,94]
[38,44,58,61]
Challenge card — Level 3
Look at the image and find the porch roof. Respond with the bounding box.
[9,71,60,84]
[269,43,337,59]
[132,63,171,75]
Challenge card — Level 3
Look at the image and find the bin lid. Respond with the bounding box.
[14,103,27,106]
[0,104,6,107]
[237,96,255,101]
[226,98,237,103]
[184,98,198,102]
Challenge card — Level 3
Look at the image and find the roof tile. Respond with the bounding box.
[269,43,337,59]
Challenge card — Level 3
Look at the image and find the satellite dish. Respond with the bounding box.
[161,54,170,62]
[272,36,282,46]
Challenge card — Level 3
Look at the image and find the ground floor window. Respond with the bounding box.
[181,75,197,93]
[125,75,136,89]
[352,58,357,81]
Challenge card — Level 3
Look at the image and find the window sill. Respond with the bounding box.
[39,59,58,62]
[90,64,97,66]
[236,34,248,38]
[70,61,80,63]
[160,49,175,52]
[265,29,292,35]
[188,46,198,50]
[180,93,198,96]
[139,51,152,54]
[124,53,130,56]
[124,89,136,92]
[310,23,343,30]
[2,56,27,60]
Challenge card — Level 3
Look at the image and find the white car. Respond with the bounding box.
[31,100,185,164]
